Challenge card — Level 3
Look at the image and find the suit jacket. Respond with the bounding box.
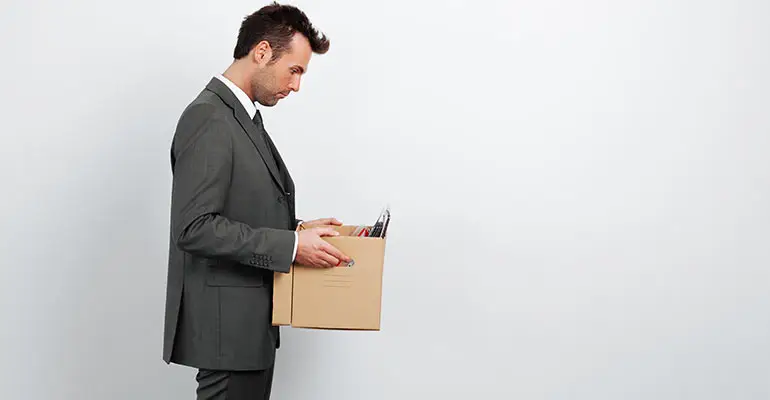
[162,78,299,371]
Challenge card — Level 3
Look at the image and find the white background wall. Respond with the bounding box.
[1,0,769,399]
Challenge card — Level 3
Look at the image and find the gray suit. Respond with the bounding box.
[162,78,299,371]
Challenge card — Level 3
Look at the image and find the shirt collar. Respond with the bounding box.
[215,74,257,119]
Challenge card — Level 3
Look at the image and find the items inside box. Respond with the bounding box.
[348,206,391,238]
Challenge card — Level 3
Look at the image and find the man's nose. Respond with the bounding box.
[289,76,301,92]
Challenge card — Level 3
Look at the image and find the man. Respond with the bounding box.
[162,3,352,399]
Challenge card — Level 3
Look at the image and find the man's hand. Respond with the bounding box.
[300,217,343,230]
[295,227,352,268]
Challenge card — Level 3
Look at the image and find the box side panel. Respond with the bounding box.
[291,236,384,330]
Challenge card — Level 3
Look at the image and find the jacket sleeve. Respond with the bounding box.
[169,104,294,273]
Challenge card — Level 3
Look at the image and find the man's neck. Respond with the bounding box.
[222,65,254,102]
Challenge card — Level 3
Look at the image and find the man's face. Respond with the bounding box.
[251,33,312,107]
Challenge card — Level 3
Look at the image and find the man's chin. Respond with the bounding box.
[256,98,279,107]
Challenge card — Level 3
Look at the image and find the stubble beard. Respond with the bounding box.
[251,71,279,107]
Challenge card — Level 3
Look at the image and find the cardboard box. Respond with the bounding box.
[272,225,386,330]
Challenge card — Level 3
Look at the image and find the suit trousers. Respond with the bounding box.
[195,365,275,400]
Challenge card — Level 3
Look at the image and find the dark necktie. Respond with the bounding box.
[252,110,288,191]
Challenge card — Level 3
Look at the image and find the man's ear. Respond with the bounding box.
[252,40,273,65]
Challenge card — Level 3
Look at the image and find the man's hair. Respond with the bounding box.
[233,2,330,61]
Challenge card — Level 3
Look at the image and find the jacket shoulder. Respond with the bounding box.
[178,90,231,125]
[171,90,234,156]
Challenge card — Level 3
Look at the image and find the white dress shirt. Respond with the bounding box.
[214,74,299,263]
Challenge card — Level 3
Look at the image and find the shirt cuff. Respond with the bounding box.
[292,231,299,262]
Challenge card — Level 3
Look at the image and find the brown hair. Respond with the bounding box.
[233,2,330,61]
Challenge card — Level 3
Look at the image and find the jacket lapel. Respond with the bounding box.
[205,78,287,195]
[262,128,296,216]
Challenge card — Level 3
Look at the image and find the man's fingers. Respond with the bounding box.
[317,252,339,268]
[311,217,342,226]
[306,217,342,226]
[324,218,343,226]
[313,227,340,237]
[322,243,351,263]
